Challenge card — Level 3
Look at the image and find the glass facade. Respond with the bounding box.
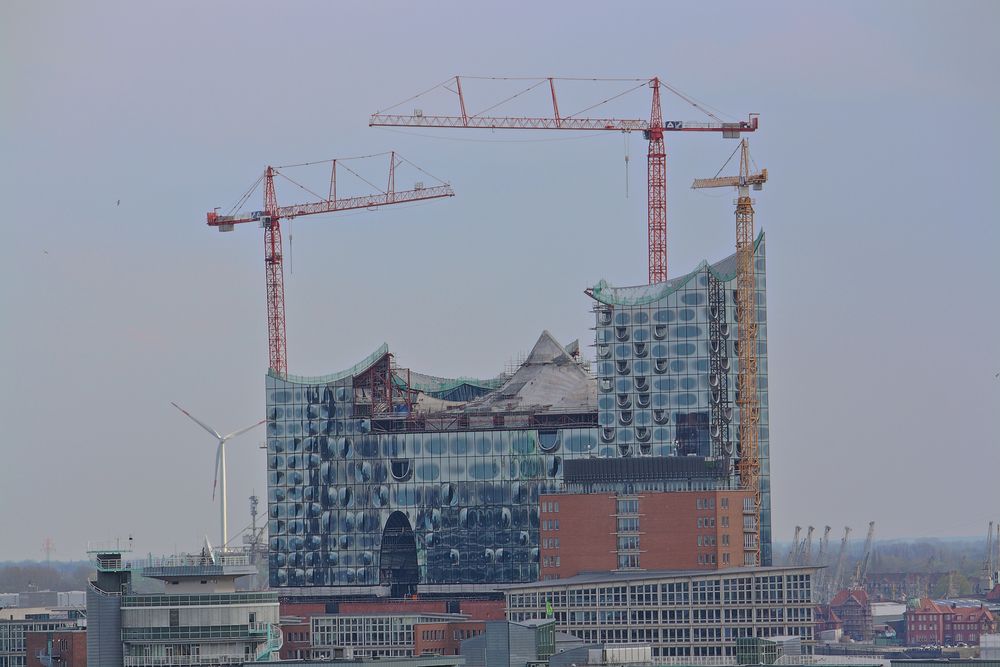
[265,234,772,589]
[590,232,772,565]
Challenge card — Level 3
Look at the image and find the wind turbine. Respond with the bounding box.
[171,402,265,550]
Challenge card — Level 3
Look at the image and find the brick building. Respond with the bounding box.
[905,598,997,646]
[829,588,873,641]
[278,597,505,660]
[413,619,484,656]
[539,489,752,580]
[25,628,87,667]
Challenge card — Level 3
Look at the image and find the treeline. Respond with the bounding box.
[868,539,988,580]
[0,562,93,593]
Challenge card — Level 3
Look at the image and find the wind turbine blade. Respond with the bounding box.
[171,402,223,440]
[221,419,267,442]
[212,442,222,501]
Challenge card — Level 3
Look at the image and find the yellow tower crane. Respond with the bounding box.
[692,139,767,565]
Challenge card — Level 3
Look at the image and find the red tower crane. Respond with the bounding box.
[207,152,454,377]
[370,76,758,284]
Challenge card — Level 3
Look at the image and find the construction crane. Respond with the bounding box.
[852,521,876,588]
[786,526,802,565]
[801,526,815,566]
[370,76,758,284]
[828,526,852,601]
[985,521,999,591]
[814,525,832,595]
[207,153,454,377]
[817,526,832,565]
[692,139,767,565]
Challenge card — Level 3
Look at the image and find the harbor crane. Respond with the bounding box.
[828,526,852,601]
[207,153,454,377]
[852,521,876,588]
[801,526,815,566]
[786,526,802,565]
[692,139,767,565]
[371,76,758,284]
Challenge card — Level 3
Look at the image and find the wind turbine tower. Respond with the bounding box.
[171,403,265,550]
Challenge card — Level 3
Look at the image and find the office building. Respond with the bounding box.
[504,565,815,658]
[87,547,280,666]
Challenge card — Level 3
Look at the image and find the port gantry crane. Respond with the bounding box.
[370,76,758,284]
[207,153,455,377]
[692,139,767,565]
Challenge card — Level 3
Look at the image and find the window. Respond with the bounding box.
[617,517,640,532]
[617,498,639,515]
[722,516,729,528]
[721,498,729,509]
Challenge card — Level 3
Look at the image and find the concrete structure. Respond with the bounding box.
[458,618,556,667]
[86,548,280,666]
[830,589,873,642]
[25,628,87,667]
[981,633,1000,659]
[0,610,80,667]
[539,487,752,579]
[905,599,997,646]
[264,237,773,595]
[504,565,816,658]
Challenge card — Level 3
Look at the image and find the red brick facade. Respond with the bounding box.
[413,620,485,656]
[25,630,87,667]
[538,489,752,580]
[278,597,505,659]
[905,598,997,646]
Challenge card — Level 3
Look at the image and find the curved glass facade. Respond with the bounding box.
[265,371,599,588]
[265,234,772,589]
[591,233,771,565]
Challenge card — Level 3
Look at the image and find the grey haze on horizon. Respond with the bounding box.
[1,0,997,561]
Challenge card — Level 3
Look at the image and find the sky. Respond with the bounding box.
[1,1,998,561]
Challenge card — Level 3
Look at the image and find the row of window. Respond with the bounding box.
[542,519,560,531]
[541,501,560,513]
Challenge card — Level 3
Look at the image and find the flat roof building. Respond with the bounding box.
[87,547,280,667]
[503,565,815,659]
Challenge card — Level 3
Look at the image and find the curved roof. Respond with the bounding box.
[588,231,764,306]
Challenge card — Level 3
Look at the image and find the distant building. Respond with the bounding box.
[458,618,558,667]
[86,547,280,666]
[310,612,468,659]
[904,598,997,646]
[504,565,816,658]
[25,627,87,667]
[830,588,873,641]
[0,610,80,667]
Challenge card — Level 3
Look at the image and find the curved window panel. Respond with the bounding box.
[390,459,412,481]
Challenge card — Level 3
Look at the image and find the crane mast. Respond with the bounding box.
[691,139,767,565]
[208,154,455,377]
[829,526,852,601]
[801,526,815,566]
[371,76,758,284]
[852,521,876,588]
[786,526,802,565]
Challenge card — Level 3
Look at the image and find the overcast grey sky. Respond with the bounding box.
[2,1,997,561]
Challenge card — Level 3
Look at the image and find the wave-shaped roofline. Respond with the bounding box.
[587,231,764,307]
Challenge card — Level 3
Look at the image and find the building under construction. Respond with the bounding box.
[263,234,772,594]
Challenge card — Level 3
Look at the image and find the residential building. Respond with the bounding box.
[539,483,752,579]
[86,547,280,666]
[904,598,997,646]
[504,565,816,659]
[264,236,773,595]
[830,588,873,642]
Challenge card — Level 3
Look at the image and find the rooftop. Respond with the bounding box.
[502,564,818,589]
